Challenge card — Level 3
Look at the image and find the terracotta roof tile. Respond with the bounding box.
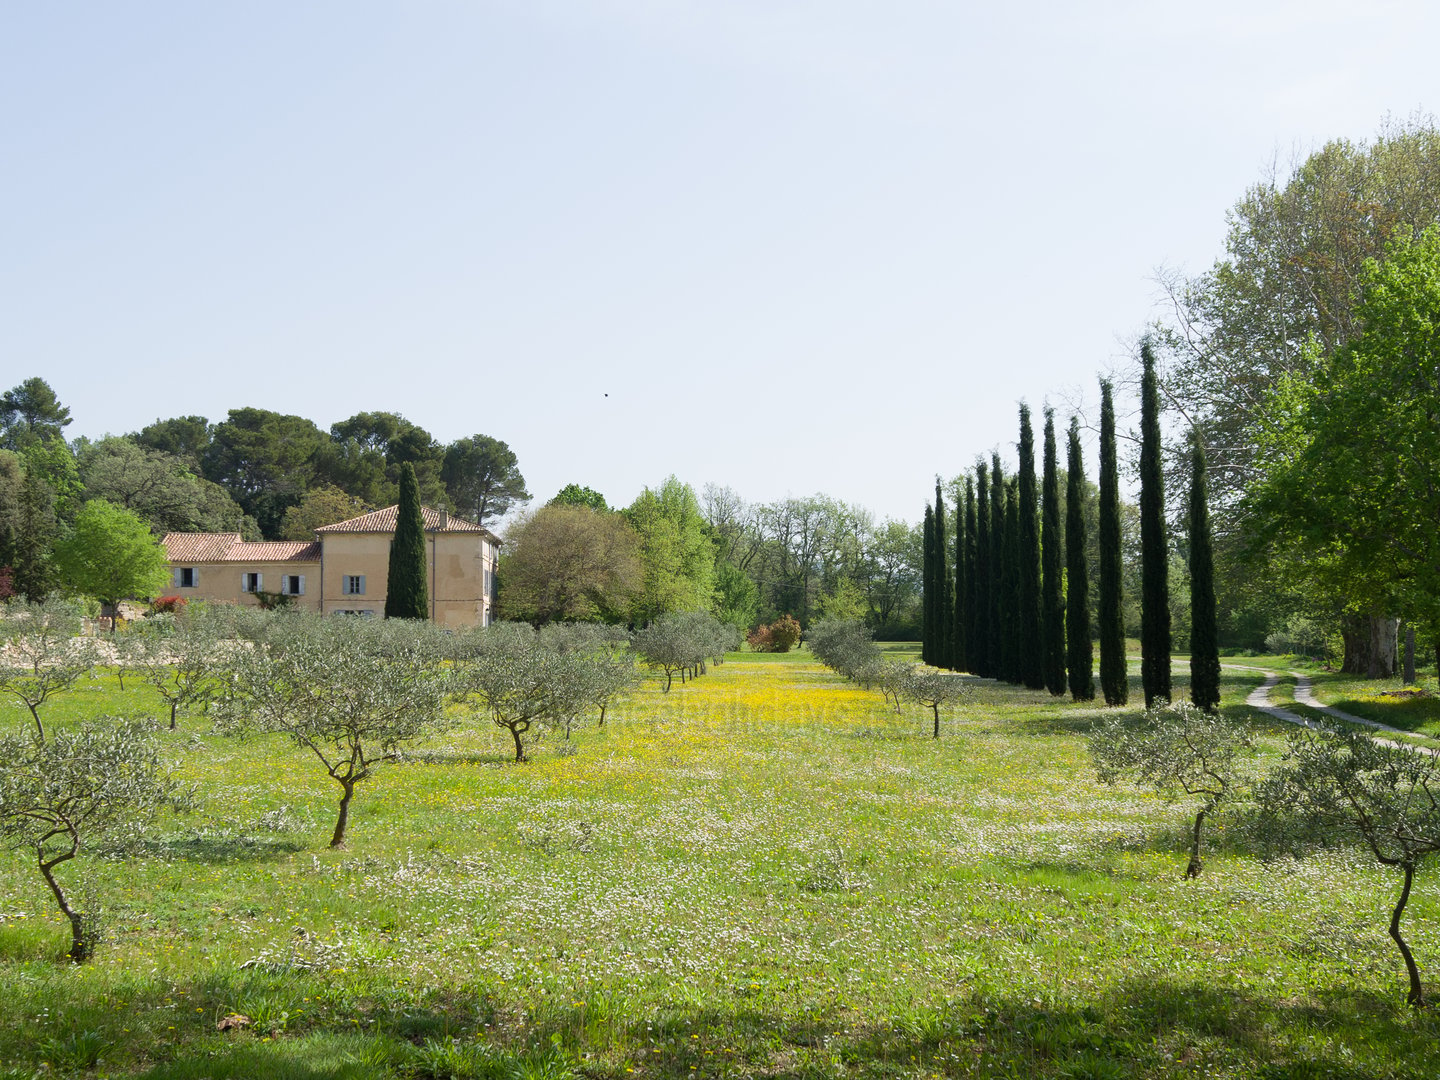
[315,505,499,543]
[162,534,321,563]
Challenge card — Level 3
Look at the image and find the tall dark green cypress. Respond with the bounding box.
[1066,416,1095,701]
[1002,480,1022,685]
[973,464,992,677]
[952,487,966,671]
[1188,430,1221,710]
[1017,406,1044,689]
[989,455,1006,679]
[963,479,978,673]
[921,504,935,665]
[1040,408,1067,696]
[1098,380,1128,705]
[1139,341,1172,707]
[385,462,430,620]
[934,480,953,669]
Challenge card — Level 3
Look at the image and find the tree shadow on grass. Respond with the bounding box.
[114,830,309,865]
[393,749,513,767]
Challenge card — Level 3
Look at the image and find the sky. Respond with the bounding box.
[3,1,1437,528]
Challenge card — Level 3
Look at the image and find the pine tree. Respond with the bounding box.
[1188,429,1221,710]
[384,462,429,620]
[963,479,979,674]
[1040,408,1067,696]
[1017,406,1044,689]
[973,464,992,677]
[1066,416,1095,701]
[1139,341,1172,707]
[1098,380,1128,706]
[921,504,935,665]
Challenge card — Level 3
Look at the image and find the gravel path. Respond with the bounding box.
[1231,664,1438,756]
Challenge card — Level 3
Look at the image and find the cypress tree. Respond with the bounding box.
[1002,480,1021,684]
[952,487,966,671]
[385,462,429,620]
[1017,406,1044,689]
[934,480,953,669]
[989,455,1006,679]
[1040,408,1067,696]
[1098,380,1128,705]
[1139,341,1172,707]
[921,504,935,665]
[963,479,979,674]
[1188,430,1221,710]
[973,463,992,677]
[1066,416,1095,701]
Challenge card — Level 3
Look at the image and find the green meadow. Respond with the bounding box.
[1,652,1437,1079]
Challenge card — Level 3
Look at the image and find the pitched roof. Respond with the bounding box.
[315,505,499,543]
[162,533,321,563]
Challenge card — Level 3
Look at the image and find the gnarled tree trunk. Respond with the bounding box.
[1340,613,1398,677]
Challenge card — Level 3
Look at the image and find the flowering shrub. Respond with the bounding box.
[150,595,188,615]
[748,615,802,653]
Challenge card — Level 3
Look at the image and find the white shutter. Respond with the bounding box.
[172,569,181,589]
[296,575,305,596]
[241,572,248,593]
[192,567,199,587]
[358,575,365,595]
[342,576,351,596]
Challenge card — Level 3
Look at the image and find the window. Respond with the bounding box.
[335,609,376,617]
[177,567,197,589]
[241,572,262,593]
[342,574,365,596]
[280,574,305,596]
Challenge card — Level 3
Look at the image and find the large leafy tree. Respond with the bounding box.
[441,434,530,527]
[279,484,371,541]
[625,477,714,625]
[77,436,245,536]
[1252,226,1440,649]
[498,503,641,625]
[384,463,428,620]
[323,411,447,507]
[132,415,212,468]
[51,501,171,623]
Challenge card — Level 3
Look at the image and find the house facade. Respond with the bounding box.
[162,506,499,627]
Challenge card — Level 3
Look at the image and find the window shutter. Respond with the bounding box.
[241,572,248,592]
[172,569,181,589]
[342,576,351,596]
[297,575,305,596]
[192,567,199,587]
[280,576,289,596]
[358,575,365,595]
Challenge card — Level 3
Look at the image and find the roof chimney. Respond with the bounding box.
[437,509,448,530]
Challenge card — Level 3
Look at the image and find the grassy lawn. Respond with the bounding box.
[0,654,1436,1077]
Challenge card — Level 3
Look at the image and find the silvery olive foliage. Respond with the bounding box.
[631,612,734,692]
[0,599,100,740]
[125,607,227,729]
[1089,700,1255,879]
[0,718,180,961]
[1260,726,1440,1007]
[212,612,457,848]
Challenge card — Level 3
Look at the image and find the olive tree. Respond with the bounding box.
[0,599,100,739]
[1089,701,1254,878]
[632,611,730,690]
[213,613,456,848]
[538,623,639,726]
[806,618,882,681]
[1261,727,1440,1007]
[0,719,179,961]
[454,623,588,761]
[127,609,225,729]
[901,666,968,738]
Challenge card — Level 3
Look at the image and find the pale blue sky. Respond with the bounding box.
[3,2,1436,525]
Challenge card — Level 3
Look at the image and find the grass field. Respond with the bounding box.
[0,650,1437,1078]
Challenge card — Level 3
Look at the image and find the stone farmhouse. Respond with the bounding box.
[161,506,499,627]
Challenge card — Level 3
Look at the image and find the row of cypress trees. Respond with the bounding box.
[921,359,1220,711]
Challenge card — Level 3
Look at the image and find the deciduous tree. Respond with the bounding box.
[52,501,172,625]
[498,503,640,625]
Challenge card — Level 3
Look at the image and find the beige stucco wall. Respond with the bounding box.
[165,560,322,612]
[168,530,496,625]
[318,531,496,625]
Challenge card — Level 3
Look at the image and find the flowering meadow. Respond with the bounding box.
[0,650,1436,1078]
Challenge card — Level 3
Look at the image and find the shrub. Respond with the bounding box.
[749,615,801,653]
[149,595,187,616]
